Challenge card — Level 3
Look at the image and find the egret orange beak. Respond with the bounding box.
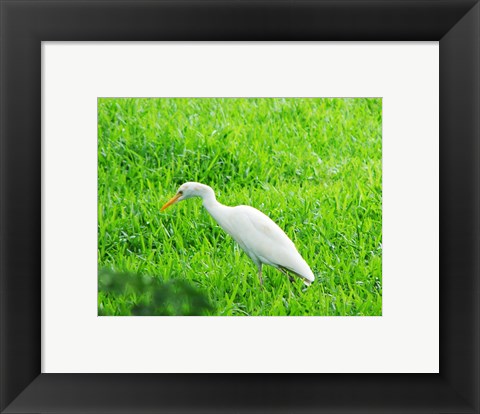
[161,193,181,211]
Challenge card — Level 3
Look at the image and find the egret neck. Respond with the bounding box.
[198,185,232,232]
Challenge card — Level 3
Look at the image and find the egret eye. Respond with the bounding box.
[178,190,183,195]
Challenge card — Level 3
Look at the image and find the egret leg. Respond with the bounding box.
[258,265,264,285]
[278,266,295,283]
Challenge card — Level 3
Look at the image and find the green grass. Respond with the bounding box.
[98,97,382,316]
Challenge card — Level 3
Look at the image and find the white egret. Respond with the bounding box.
[161,182,315,286]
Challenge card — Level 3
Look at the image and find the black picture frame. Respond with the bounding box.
[1,1,479,413]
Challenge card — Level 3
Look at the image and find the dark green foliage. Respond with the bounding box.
[98,269,213,316]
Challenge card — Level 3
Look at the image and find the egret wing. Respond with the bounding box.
[224,206,314,283]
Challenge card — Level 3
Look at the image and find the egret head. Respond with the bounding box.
[161,182,213,211]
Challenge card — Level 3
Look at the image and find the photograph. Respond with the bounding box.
[3,0,478,412]
[98,97,382,316]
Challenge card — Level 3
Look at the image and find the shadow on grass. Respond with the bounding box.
[98,269,213,316]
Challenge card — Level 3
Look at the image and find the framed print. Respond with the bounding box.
[1,1,479,413]
[41,42,438,374]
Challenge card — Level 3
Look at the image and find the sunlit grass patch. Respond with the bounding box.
[98,98,382,316]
